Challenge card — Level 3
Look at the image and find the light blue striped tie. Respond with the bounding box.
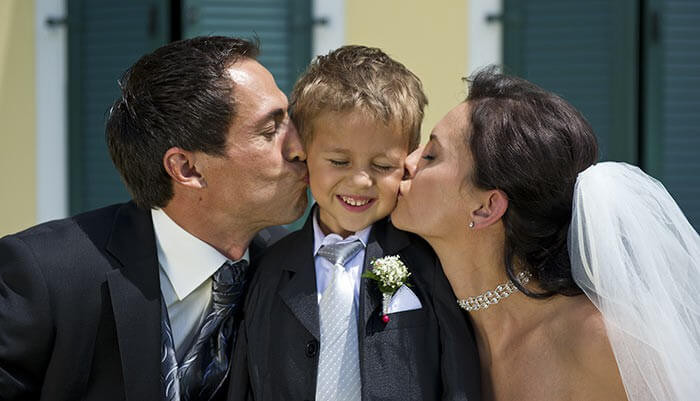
[315,240,364,401]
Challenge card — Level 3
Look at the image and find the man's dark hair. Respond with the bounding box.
[465,67,599,298]
[106,36,259,209]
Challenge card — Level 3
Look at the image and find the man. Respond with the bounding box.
[0,36,308,401]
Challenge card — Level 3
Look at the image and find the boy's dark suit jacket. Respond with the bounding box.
[0,201,281,401]
[231,210,481,401]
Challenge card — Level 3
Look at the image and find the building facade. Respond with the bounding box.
[2,0,698,235]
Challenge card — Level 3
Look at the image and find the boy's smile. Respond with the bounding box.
[338,194,374,210]
[306,110,409,237]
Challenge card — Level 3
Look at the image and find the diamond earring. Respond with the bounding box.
[468,221,475,228]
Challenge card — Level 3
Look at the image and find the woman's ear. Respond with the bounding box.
[470,189,508,229]
[163,147,206,189]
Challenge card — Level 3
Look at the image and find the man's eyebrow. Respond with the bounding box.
[254,108,285,128]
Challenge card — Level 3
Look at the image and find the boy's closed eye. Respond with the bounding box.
[373,163,394,171]
[326,159,400,171]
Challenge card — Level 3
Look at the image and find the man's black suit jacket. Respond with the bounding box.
[231,211,481,401]
[0,201,277,401]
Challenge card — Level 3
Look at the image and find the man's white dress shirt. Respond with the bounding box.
[151,208,249,360]
[312,212,371,308]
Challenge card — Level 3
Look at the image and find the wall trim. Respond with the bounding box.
[312,0,344,57]
[468,0,502,75]
[35,0,68,222]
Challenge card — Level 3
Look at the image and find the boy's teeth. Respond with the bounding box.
[341,196,369,206]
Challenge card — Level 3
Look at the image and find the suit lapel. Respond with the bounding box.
[105,203,161,401]
[278,209,321,340]
[361,218,411,325]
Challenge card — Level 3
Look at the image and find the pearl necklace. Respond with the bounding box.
[457,271,532,312]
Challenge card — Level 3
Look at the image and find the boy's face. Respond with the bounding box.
[307,110,409,237]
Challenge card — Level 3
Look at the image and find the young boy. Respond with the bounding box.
[231,46,480,401]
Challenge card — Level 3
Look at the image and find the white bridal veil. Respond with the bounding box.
[569,162,700,401]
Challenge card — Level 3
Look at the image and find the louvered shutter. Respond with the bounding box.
[502,0,639,163]
[68,0,169,213]
[653,0,700,229]
[182,0,312,95]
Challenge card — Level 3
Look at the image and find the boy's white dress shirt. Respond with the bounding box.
[312,212,371,308]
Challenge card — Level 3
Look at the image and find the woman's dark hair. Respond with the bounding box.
[465,67,598,298]
[106,36,259,209]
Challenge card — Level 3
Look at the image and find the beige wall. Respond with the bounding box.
[0,0,36,236]
[346,0,469,141]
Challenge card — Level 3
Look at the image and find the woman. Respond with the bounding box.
[391,69,700,400]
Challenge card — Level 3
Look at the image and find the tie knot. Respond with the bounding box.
[214,259,248,284]
[212,259,249,305]
[317,240,364,267]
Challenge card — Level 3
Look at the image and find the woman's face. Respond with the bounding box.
[392,102,478,240]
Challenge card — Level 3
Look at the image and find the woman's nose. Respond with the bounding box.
[403,146,422,179]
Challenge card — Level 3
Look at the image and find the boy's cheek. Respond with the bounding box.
[384,170,404,194]
[377,177,402,208]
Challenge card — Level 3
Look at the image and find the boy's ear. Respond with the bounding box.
[163,147,206,189]
[470,189,508,229]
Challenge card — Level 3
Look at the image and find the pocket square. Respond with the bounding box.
[386,285,422,314]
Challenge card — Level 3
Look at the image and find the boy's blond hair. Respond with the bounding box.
[290,45,427,151]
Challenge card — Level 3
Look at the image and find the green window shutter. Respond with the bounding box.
[182,0,312,95]
[68,0,169,214]
[647,0,700,229]
[503,0,639,163]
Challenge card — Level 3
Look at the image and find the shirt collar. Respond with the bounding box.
[151,208,249,301]
[312,208,372,256]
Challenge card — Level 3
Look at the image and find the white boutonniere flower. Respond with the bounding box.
[362,255,411,323]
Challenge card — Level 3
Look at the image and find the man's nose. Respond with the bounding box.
[284,119,306,163]
[403,145,422,179]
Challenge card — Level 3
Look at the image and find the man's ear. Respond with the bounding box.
[163,147,206,189]
[470,189,508,229]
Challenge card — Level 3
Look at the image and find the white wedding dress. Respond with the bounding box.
[569,162,700,401]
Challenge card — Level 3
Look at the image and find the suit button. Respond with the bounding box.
[305,339,319,358]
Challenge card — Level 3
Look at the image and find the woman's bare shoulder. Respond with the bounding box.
[552,296,628,399]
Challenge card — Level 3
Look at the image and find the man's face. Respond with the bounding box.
[196,59,308,233]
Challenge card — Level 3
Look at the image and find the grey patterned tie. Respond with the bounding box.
[161,259,249,401]
[315,240,364,401]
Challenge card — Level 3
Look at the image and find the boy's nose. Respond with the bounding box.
[352,170,373,188]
